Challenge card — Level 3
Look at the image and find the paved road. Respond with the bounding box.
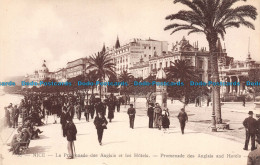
[1,105,253,165]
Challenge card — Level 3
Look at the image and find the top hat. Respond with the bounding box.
[248,111,253,115]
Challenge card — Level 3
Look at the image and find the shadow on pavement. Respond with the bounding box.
[26,146,52,154]
[102,141,126,146]
[77,133,89,136]
[134,126,148,129]
[31,135,49,140]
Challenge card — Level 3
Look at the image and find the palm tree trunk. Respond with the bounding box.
[208,34,222,124]
[99,77,102,99]
[86,89,89,105]
[99,85,102,99]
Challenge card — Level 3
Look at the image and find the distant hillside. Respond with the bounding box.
[3,76,24,86]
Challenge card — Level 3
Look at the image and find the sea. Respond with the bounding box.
[0,92,23,119]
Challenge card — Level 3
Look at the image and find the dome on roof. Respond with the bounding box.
[156,68,166,80]
[39,60,49,73]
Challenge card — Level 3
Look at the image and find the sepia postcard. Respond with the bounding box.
[0,0,260,165]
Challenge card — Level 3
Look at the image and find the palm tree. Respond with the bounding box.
[107,74,119,93]
[86,52,116,99]
[166,59,196,82]
[130,77,143,107]
[68,75,85,91]
[118,70,134,105]
[40,77,58,94]
[144,74,156,106]
[87,71,99,95]
[165,59,198,104]
[164,0,257,125]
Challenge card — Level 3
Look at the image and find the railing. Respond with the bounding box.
[221,64,254,71]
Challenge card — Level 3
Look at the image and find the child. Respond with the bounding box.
[162,108,170,132]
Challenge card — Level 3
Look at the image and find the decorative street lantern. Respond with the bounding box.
[156,68,167,108]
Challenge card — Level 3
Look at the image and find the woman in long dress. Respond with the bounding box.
[162,107,170,132]
[153,103,162,129]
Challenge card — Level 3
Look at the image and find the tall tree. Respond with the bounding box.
[165,59,198,104]
[118,70,134,104]
[87,71,99,95]
[38,77,56,93]
[86,52,116,99]
[164,0,257,124]
[107,74,119,93]
[248,68,260,101]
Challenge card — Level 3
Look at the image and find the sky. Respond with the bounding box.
[0,0,260,79]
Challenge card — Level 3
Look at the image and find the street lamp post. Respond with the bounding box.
[211,77,217,132]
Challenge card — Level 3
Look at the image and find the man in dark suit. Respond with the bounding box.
[60,106,68,137]
[177,108,188,134]
[95,101,105,117]
[243,111,257,151]
[256,114,260,139]
[247,137,260,165]
[127,104,136,129]
[67,102,75,121]
[94,112,108,146]
[147,103,154,128]
[12,105,19,128]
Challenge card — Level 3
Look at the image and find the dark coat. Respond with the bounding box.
[243,117,257,134]
[12,107,19,119]
[95,102,105,115]
[60,112,68,125]
[247,148,260,165]
[107,102,115,119]
[162,110,170,128]
[147,107,154,117]
[64,121,77,141]
[257,119,260,137]
[67,105,75,120]
[127,107,136,116]
[107,99,116,111]
[177,111,188,123]
[94,116,108,130]
[84,105,90,114]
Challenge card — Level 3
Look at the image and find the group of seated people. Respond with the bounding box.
[8,118,43,155]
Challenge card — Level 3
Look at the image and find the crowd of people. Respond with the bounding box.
[3,91,260,163]
[3,92,123,156]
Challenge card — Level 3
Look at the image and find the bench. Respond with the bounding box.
[216,123,229,130]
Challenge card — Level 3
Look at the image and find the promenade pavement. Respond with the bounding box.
[1,104,253,165]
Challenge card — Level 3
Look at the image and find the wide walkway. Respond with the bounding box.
[1,106,251,165]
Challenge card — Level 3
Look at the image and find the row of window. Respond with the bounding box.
[150,60,173,70]
[114,56,128,64]
[116,65,128,71]
[115,48,129,55]
[144,46,156,50]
